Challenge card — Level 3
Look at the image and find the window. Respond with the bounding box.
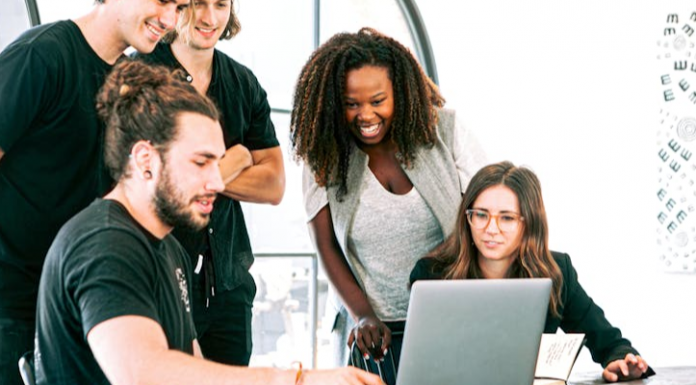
[0,0,32,51]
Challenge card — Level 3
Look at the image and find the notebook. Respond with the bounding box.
[396,278,552,385]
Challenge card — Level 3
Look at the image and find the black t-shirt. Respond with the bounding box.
[35,199,196,385]
[134,44,279,292]
[0,20,113,318]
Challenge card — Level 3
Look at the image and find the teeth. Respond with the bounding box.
[198,28,214,33]
[360,123,379,135]
[146,24,161,37]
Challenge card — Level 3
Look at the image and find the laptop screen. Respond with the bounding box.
[397,278,552,385]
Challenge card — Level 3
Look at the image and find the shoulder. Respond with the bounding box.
[550,250,576,278]
[1,21,75,62]
[550,251,581,298]
[214,50,263,87]
[410,257,444,284]
[131,43,177,67]
[58,200,152,255]
[302,164,329,221]
[433,108,458,148]
[436,108,456,133]
[15,21,75,45]
[437,108,457,126]
[215,50,252,74]
[551,250,572,269]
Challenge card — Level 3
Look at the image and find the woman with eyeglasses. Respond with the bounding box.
[410,161,654,383]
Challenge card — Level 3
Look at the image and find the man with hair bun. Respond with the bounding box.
[135,0,285,366]
[34,59,382,385]
[0,1,190,382]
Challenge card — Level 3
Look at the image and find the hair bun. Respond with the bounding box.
[97,59,173,121]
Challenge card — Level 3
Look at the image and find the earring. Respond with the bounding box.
[143,170,152,180]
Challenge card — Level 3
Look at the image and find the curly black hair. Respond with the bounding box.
[290,27,445,200]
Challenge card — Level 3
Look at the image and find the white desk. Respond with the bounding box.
[569,366,696,385]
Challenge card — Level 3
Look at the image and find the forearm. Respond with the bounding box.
[221,146,285,204]
[90,317,295,385]
[134,350,294,385]
[222,161,285,204]
[321,250,377,321]
[219,144,254,186]
[309,208,375,321]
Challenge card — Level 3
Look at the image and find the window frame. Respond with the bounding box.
[26,0,41,26]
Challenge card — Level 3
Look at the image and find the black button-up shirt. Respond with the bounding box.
[134,44,279,292]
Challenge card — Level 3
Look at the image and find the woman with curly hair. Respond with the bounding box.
[410,161,654,383]
[290,27,486,371]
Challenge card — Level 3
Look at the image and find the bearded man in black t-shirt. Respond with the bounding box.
[0,0,189,382]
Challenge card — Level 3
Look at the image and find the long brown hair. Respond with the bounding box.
[427,161,564,317]
[164,0,242,44]
[290,27,444,200]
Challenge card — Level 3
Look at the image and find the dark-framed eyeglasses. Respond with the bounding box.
[465,209,524,232]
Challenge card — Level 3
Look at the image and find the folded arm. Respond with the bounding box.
[219,145,285,205]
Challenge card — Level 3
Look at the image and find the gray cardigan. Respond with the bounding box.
[302,108,486,365]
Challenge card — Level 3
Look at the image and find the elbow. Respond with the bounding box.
[268,177,286,206]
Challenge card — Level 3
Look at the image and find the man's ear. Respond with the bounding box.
[131,140,156,180]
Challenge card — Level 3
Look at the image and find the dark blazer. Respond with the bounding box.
[410,251,653,371]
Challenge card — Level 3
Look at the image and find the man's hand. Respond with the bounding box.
[300,367,384,385]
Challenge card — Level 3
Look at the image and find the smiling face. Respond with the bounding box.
[470,185,525,277]
[343,65,395,148]
[180,0,231,50]
[117,0,190,53]
[153,112,226,231]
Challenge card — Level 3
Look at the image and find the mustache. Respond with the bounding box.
[191,193,217,202]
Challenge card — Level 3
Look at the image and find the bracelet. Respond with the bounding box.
[292,361,303,384]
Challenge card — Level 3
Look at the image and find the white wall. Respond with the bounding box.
[416,0,696,372]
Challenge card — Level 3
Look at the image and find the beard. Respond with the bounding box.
[153,163,212,232]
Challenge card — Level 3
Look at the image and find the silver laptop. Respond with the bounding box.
[396,278,552,385]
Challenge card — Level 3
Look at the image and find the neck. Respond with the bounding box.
[171,39,214,94]
[477,254,512,279]
[357,138,397,158]
[73,7,128,65]
[105,183,172,239]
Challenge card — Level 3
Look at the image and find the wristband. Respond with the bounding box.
[292,361,303,384]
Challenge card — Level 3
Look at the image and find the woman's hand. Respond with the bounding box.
[602,353,649,382]
[347,315,391,361]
